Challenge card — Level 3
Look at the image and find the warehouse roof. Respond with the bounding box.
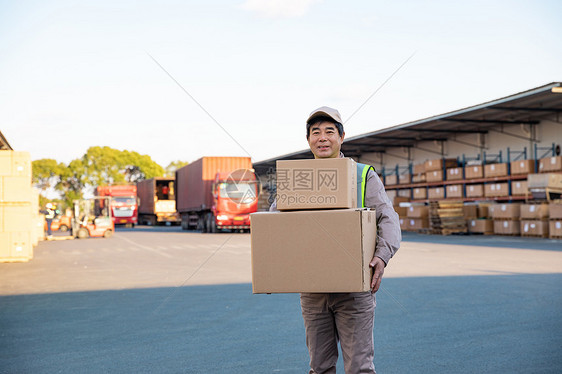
[0,131,12,150]
[253,82,562,174]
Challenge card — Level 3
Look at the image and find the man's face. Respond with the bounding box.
[307,121,345,159]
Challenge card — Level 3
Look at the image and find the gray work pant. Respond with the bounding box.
[300,292,376,374]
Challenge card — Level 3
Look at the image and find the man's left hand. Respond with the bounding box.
[369,257,385,294]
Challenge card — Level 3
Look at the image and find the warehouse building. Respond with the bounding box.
[253,82,562,237]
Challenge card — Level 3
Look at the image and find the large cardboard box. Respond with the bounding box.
[446,167,463,181]
[477,203,492,218]
[1,176,32,202]
[520,220,548,237]
[425,158,457,172]
[413,187,427,200]
[494,220,520,235]
[250,209,377,293]
[511,160,535,175]
[463,205,478,219]
[0,231,33,262]
[538,156,562,172]
[276,158,357,211]
[492,203,520,219]
[549,221,562,238]
[393,196,410,206]
[407,205,429,218]
[428,187,444,200]
[465,165,484,179]
[385,174,397,185]
[484,183,509,197]
[408,218,429,230]
[446,184,463,199]
[394,206,408,217]
[527,173,562,189]
[1,204,33,232]
[413,163,425,174]
[398,173,411,185]
[412,173,426,183]
[426,170,443,183]
[0,151,32,177]
[466,184,484,198]
[468,219,493,234]
[520,203,549,220]
[484,163,508,178]
[549,204,562,220]
[512,180,528,196]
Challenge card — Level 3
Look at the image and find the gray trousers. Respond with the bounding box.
[300,292,376,374]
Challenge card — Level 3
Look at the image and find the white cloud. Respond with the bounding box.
[240,0,323,18]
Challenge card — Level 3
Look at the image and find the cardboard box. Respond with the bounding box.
[520,220,548,237]
[250,209,377,293]
[491,203,520,219]
[407,205,429,218]
[399,218,408,231]
[426,170,443,183]
[397,189,411,198]
[408,218,429,230]
[446,185,463,199]
[424,158,457,172]
[549,220,562,238]
[412,173,426,183]
[276,158,357,211]
[468,219,493,234]
[394,206,408,217]
[1,176,32,202]
[413,187,427,200]
[494,220,520,235]
[538,156,562,172]
[0,231,33,262]
[484,163,508,178]
[385,175,397,185]
[548,204,562,220]
[511,160,535,175]
[512,180,528,196]
[484,183,509,197]
[520,203,549,220]
[477,203,491,218]
[527,173,562,189]
[428,187,444,200]
[446,167,463,181]
[463,205,478,219]
[393,196,410,206]
[466,184,484,198]
[413,163,425,174]
[465,165,484,179]
[398,173,411,185]
[1,205,33,232]
[0,151,32,177]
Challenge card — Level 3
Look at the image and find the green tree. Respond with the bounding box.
[164,160,189,177]
[32,158,65,192]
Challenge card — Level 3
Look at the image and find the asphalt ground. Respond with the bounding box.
[1,228,561,373]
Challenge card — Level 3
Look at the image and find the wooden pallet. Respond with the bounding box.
[429,201,467,235]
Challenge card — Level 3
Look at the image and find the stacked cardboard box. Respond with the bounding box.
[428,186,444,200]
[424,158,457,172]
[446,184,463,199]
[465,165,484,179]
[467,203,493,235]
[520,203,549,238]
[385,174,398,186]
[484,182,509,197]
[484,163,508,178]
[412,163,425,183]
[394,197,409,231]
[426,170,443,183]
[251,158,378,293]
[398,173,411,185]
[511,160,535,175]
[511,180,528,196]
[446,167,463,181]
[406,205,429,231]
[466,184,484,198]
[492,203,521,236]
[538,156,562,173]
[548,203,562,239]
[0,151,34,262]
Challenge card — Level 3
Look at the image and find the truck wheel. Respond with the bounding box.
[207,213,217,233]
[59,225,69,232]
[181,221,188,230]
[103,230,113,238]
[77,228,89,239]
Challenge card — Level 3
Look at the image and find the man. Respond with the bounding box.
[43,203,57,238]
[272,107,401,373]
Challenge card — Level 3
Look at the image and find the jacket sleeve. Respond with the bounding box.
[364,169,401,265]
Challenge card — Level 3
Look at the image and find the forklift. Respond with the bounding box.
[72,197,115,239]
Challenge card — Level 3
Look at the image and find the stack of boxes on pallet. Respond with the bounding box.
[251,158,377,293]
[466,203,494,235]
[491,203,521,236]
[520,203,549,238]
[393,196,409,231]
[405,204,429,232]
[549,203,562,238]
[0,151,41,262]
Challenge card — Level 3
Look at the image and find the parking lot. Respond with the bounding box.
[1,227,561,373]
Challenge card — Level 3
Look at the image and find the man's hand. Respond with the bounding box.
[369,256,385,294]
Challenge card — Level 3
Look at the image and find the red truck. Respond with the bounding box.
[137,177,180,226]
[95,185,138,227]
[176,157,258,233]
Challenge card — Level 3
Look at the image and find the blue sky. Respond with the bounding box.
[1,0,560,166]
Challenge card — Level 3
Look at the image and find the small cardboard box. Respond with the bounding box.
[538,156,562,172]
[520,204,549,220]
[276,158,357,211]
[424,158,457,172]
[520,220,548,237]
[548,204,562,219]
[426,170,443,183]
[413,187,427,200]
[446,167,463,181]
[484,163,508,178]
[468,219,493,234]
[511,160,535,175]
[0,231,33,262]
[492,203,520,219]
[511,180,528,196]
[385,175,397,185]
[465,165,484,179]
[549,221,562,238]
[428,187,444,200]
[413,163,425,174]
[466,184,484,198]
[527,173,562,189]
[463,205,478,219]
[408,217,429,230]
[484,183,509,197]
[494,220,520,235]
[446,184,463,199]
[407,205,429,218]
[412,173,426,183]
[250,209,377,293]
